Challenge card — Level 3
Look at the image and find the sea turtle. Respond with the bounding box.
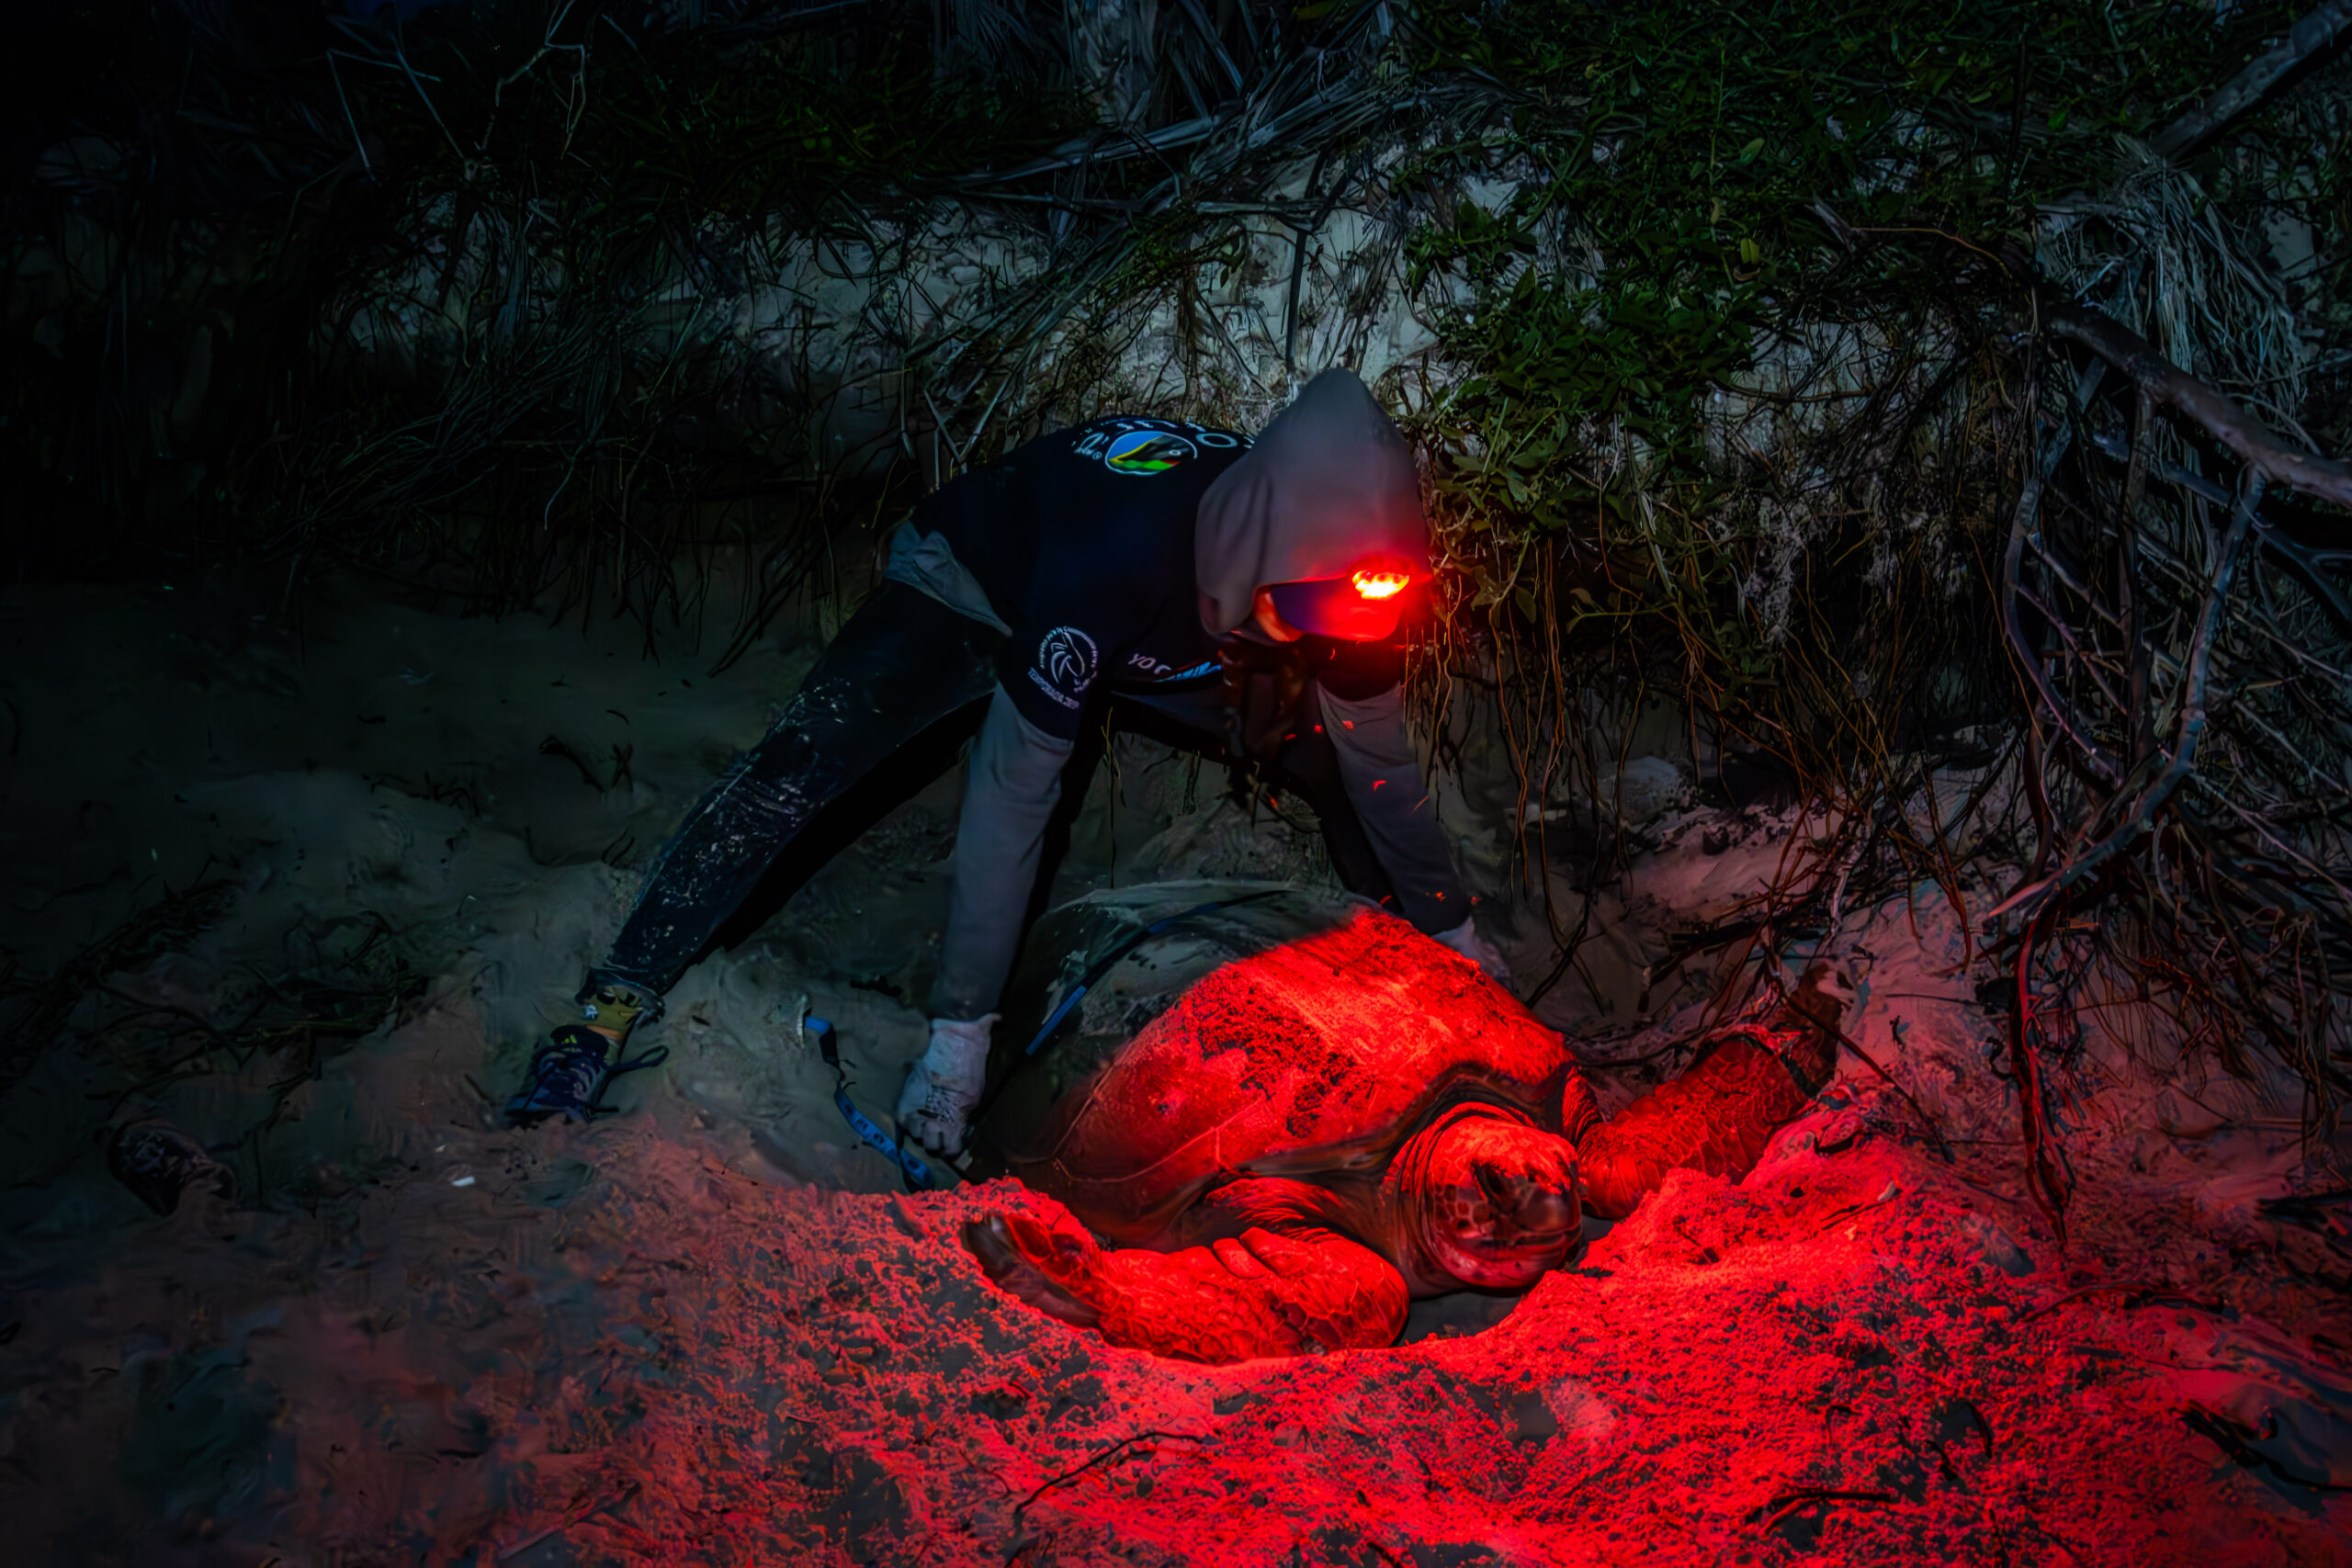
[962,883,1846,1363]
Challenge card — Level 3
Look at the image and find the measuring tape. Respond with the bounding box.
[806,1014,936,1190]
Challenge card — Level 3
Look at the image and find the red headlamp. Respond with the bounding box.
[1351,566,1411,601]
[1263,557,1421,640]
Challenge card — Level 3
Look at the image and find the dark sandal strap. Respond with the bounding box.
[605,1043,670,1077]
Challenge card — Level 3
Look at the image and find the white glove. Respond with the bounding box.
[1434,916,1511,987]
[897,1013,997,1157]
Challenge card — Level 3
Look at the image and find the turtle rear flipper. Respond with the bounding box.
[966,1205,1407,1363]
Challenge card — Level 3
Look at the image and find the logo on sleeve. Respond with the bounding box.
[1028,626,1100,710]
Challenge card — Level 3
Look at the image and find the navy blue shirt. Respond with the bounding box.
[913,415,1254,739]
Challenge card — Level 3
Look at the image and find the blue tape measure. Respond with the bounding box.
[806,1014,935,1190]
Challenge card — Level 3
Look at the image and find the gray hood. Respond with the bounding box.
[1194,368,1430,634]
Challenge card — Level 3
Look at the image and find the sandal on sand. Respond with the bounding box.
[504,1024,670,1126]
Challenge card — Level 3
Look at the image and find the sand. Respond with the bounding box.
[0,569,2346,1564]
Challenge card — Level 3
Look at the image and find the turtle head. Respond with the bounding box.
[1409,1112,1583,1290]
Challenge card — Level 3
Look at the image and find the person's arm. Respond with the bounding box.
[929,683,1077,1021]
[903,593,1121,1155]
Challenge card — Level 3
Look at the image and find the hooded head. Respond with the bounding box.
[1195,368,1430,640]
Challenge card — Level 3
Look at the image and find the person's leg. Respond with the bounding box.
[1110,687,1398,908]
[1266,720,1398,907]
[511,585,1000,1122]
[600,584,1001,994]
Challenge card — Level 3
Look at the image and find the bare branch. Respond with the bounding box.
[2150,0,2352,162]
[2023,475,2265,913]
[2001,361,2121,790]
[2045,301,2352,513]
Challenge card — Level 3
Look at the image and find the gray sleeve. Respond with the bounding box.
[929,683,1076,1021]
[1317,681,1467,934]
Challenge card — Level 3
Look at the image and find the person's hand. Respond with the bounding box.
[1434,916,1510,987]
[897,1014,996,1156]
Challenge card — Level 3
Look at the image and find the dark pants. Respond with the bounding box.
[1107,684,1399,910]
[593,584,1396,1000]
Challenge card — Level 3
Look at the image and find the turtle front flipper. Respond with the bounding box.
[1577,964,1850,1219]
[964,1209,1408,1364]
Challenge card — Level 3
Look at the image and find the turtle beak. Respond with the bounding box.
[1420,1123,1584,1289]
[1476,1158,1578,1258]
[1505,1181,1578,1252]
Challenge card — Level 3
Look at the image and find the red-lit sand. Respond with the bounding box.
[3,577,2346,1563]
[13,1101,2346,1565]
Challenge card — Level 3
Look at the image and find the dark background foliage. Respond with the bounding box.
[4,0,2348,1139]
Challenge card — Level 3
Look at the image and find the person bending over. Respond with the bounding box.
[505,368,1505,1156]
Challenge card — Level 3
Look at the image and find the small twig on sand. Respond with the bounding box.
[2018,1520,2096,1565]
[2015,1280,2223,1324]
[496,1479,641,1562]
[1805,1190,1904,1238]
[2,879,240,1093]
[2010,904,2071,1247]
[1011,1429,1200,1529]
[1748,1488,1897,1529]
[539,735,606,791]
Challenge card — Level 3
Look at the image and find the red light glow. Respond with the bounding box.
[1351,568,1409,601]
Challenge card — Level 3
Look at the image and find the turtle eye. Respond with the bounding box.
[1474,1163,1514,1207]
